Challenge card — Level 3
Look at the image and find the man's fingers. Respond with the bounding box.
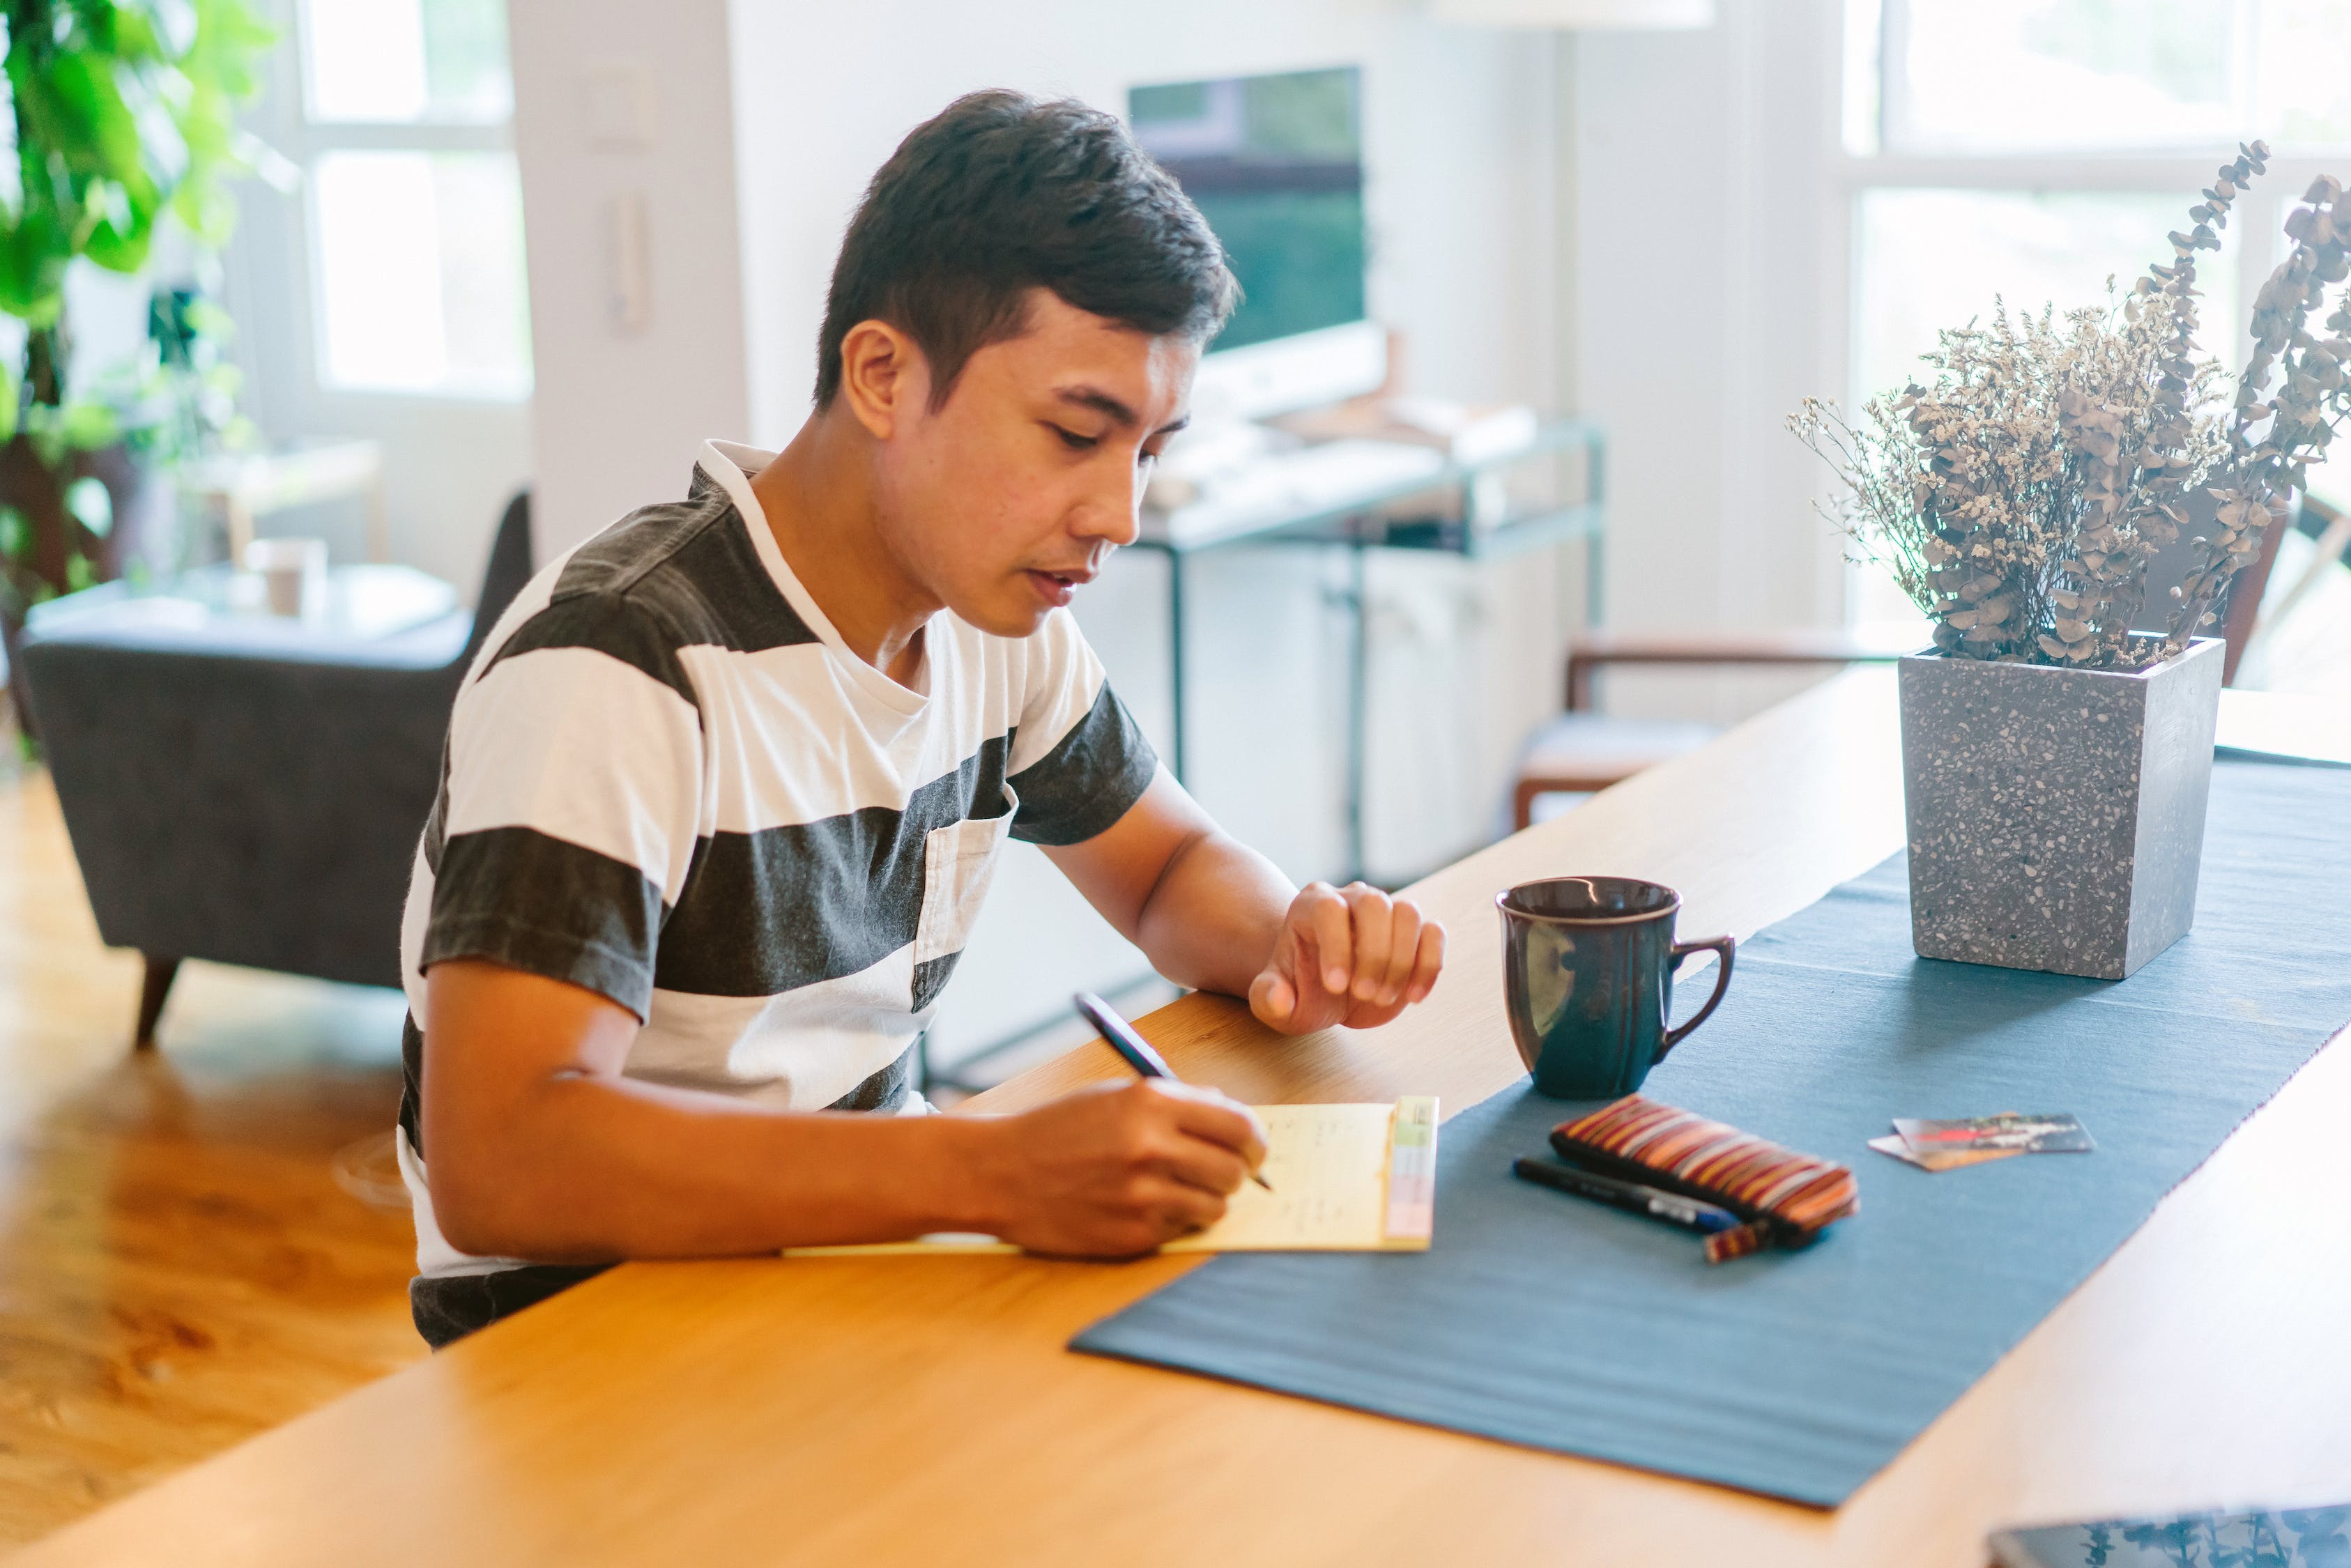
[1144,1177,1228,1234]
[1249,967,1296,1026]
[1407,919,1446,1002]
[1266,888,1446,1028]
[1343,883,1393,1002]
[1156,1135,1253,1198]
[1156,1081,1269,1171]
[1380,898,1423,1003]
[1306,884,1352,993]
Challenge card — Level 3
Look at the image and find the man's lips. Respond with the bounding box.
[1025,567,1096,604]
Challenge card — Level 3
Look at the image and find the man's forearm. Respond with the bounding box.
[1128,827,1295,998]
[1042,769,1442,1035]
[427,1077,1004,1263]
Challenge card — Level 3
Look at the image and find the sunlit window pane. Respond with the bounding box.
[1853,189,2239,405]
[1884,0,2243,153]
[2256,0,2351,147]
[1872,1,2351,153]
[312,151,531,398]
[302,0,513,124]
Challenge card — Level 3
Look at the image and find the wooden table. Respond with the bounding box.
[21,671,2350,1567]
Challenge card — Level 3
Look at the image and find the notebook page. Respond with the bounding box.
[783,1101,1421,1256]
[1163,1102,1397,1252]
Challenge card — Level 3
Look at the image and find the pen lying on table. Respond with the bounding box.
[1512,1155,1738,1235]
[1073,991,1274,1191]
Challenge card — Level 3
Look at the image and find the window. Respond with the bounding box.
[1852,189,2240,403]
[1840,0,2351,621]
[290,0,530,399]
[1871,0,2351,157]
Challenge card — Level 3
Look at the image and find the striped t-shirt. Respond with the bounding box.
[395,440,1158,1281]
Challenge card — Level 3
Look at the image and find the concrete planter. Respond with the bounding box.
[1897,636,2224,980]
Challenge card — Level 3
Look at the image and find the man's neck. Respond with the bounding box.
[747,415,937,686]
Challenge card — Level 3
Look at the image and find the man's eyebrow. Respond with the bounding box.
[1055,386,1187,437]
[1055,386,1140,426]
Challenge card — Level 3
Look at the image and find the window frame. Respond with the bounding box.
[1832,0,2351,620]
[1871,0,2264,161]
[1846,0,2351,399]
[263,0,530,406]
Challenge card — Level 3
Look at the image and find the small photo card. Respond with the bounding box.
[1893,1112,2095,1158]
[1867,1134,2023,1173]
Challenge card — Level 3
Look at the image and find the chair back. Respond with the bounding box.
[460,491,536,665]
[2136,486,2327,686]
[20,486,544,991]
[2219,491,2337,686]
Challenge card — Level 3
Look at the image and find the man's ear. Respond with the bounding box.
[836,319,933,440]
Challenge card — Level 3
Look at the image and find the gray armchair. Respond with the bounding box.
[19,493,534,1046]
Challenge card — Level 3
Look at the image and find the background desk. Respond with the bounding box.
[20,670,2349,1567]
[1137,417,1602,883]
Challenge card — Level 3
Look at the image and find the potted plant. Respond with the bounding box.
[1792,144,2351,979]
[0,0,276,702]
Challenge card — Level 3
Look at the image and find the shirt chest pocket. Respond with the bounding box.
[910,782,1017,1010]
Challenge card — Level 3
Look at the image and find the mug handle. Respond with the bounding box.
[1659,936,1736,1056]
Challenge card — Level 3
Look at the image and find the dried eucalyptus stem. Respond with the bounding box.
[1792,141,2351,670]
[2183,163,2351,654]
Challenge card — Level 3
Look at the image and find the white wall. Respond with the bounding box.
[719,0,1575,1064]
[725,2,1560,442]
[506,0,753,563]
[1569,3,1854,722]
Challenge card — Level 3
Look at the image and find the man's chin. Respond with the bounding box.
[952,590,1055,640]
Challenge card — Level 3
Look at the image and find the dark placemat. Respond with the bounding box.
[1072,760,2351,1507]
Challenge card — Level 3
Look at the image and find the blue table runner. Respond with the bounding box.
[1071,760,2351,1507]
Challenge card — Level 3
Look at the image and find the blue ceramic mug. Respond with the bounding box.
[1497,877,1736,1099]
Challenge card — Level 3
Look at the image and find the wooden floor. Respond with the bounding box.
[0,761,424,1548]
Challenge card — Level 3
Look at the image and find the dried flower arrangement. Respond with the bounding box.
[1792,143,2351,670]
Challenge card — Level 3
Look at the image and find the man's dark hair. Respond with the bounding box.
[815,90,1238,410]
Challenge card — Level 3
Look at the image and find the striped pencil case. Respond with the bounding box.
[1549,1095,1859,1263]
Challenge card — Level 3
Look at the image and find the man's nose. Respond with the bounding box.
[1073,464,1144,549]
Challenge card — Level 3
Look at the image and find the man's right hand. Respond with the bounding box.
[975,1079,1268,1256]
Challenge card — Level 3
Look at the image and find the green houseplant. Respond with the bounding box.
[1791,146,2351,978]
[0,0,275,650]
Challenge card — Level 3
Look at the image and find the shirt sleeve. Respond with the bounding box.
[420,591,704,1020]
[1004,608,1159,846]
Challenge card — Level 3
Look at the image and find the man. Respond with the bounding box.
[399,90,1447,1347]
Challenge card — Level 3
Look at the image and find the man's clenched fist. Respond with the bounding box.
[1247,881,1446,1033]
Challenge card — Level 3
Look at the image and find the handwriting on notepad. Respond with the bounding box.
[1163,1102,1397,1252]
[781,1099,1427,1259]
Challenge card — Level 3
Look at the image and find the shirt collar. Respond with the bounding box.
[694,438,931,713]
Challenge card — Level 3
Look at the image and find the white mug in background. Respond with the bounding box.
[243,537,328,620]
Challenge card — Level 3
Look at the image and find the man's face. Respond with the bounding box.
[868,289,1197,637]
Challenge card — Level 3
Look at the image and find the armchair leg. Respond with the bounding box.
[135,955,180,1052]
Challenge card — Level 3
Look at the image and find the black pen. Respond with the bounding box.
[1511,1155,1738,1235]
[1072,991,1273,1191]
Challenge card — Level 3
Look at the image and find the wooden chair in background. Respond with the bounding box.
[1509,625,1922,829]
[1510,495,2329,831]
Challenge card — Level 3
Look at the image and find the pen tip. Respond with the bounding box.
[1253,1172,1275,1192]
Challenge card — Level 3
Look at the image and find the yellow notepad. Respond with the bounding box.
[785,1096,1438,1258]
